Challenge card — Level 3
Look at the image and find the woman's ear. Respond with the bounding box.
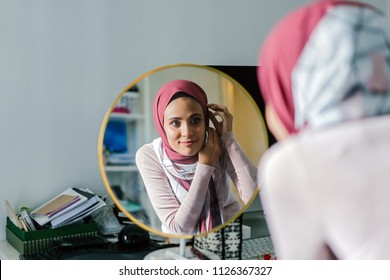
[265,104,289,141]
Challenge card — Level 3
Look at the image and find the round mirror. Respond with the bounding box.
[98,63,268,239]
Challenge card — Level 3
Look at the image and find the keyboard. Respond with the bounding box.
[241,236,275,260]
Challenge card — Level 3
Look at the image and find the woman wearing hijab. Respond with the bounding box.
[257,0,390,259]
[136,79,257,235]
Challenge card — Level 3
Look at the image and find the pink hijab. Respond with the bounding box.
[258,0,388,135]
[153,79,209,163]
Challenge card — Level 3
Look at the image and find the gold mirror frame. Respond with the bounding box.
[98,63,269,239]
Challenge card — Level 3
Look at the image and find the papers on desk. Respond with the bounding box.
[31,187,106,228]
[50,189,105,228]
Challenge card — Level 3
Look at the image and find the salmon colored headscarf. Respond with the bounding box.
[258,0,389,135]
[153,79,209,164]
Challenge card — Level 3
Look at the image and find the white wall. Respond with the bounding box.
[0,0,388,241]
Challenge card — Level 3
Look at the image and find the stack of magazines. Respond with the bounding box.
[30,187,106,229]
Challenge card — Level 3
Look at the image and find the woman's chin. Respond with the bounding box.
[177,147,200,157]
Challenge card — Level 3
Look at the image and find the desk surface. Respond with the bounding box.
[0,240,20,260]
[144,245,220,260]
[1,211,270,260]
[242,210,270,238]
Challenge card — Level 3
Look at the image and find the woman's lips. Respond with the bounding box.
[180,140,196,147]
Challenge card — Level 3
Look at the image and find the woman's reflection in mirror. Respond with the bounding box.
[135,79,257,235]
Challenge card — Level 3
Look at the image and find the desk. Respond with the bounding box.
[1,211,271,260]
[0,240,20,260]
[144,245,220,260]
[242,210,270,238]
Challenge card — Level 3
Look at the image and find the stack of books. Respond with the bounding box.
[30,187,106,229]
[5,188,106,254]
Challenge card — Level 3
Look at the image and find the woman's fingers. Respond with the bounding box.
[199,127,221,166]
[207,127,220,144]
[209,111,222,135]
[207,104,233,134]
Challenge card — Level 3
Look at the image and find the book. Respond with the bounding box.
[32,194,80,217]
[50,189,106,228]
[4,200,24,230]
[20,210,37,231]
[30,188,89,226]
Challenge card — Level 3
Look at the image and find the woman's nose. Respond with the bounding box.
[181,122,193,137]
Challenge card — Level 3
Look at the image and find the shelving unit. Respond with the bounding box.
[102,79,160,229]
[103,85,145,218]
[105,165,138,172]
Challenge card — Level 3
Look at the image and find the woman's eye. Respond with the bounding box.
[170,120,180,127]
[191,117,201,125]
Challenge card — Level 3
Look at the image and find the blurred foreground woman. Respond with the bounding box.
[257,0,390,259]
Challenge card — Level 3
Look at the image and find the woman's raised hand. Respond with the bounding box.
[207,104,233,136]
[198,127,221,166]
[198,104,233,166]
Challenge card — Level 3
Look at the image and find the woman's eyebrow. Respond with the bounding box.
[190,113,202,117]
[167,113,202,120]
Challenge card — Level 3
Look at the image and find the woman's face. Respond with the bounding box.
[163,97,206,156]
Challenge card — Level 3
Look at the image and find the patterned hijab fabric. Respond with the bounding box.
[258,0,390,135]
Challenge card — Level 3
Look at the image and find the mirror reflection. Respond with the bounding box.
[99,64,268,237]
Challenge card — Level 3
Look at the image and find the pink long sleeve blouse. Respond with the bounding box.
[136,131,257,234]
